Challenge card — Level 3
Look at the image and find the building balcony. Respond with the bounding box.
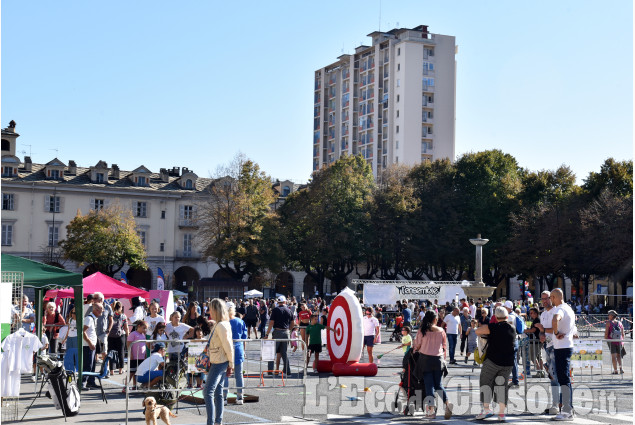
[178,219,199,228]
[175,250,201,260]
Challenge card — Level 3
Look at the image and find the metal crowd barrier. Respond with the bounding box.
[124,337,307,425]
[574,315,633,338]
[515,337,632,414]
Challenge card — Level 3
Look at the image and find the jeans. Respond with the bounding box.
[544,346,559,407]
[137,370,163,384]
[82,346,96,385]
[204,361,228,425]
[422,369,447,407]
[223,361,244,400]
[511,341,519,385]
[554,347,573,413]
[447,333,458,362]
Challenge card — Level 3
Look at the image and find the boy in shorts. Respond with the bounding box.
[306,314,334,370]
[126,320,148,389]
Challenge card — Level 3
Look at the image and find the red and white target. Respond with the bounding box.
[327,288,363,364]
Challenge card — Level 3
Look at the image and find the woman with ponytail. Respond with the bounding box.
[413,310,453,419]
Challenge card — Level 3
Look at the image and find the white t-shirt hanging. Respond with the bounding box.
[1,330,43,396]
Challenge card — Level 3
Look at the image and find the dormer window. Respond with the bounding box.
[48,169,63,180]
[95,173,105,183]
[282,186,291,197]
[179,171,198,190]
[2,166,16,177]
[130,165,152,187]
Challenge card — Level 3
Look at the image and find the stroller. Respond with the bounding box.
[144,353,188,409]
[392,349,425,415]
[389,317,403,343]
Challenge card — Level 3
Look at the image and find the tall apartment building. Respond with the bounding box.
[313,25,456,178]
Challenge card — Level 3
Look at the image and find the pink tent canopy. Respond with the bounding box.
[45,271,150,299]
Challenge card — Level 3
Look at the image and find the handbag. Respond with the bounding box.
[196,325,216,372]
[474,341,488,365]
[621,346,627,358]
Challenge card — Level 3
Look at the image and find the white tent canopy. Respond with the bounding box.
[244,289,263,298]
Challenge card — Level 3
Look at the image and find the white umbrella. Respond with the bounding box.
[244,289,263,298]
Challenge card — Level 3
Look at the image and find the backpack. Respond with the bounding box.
[109,313,125,337]
[508,313,525,335]
[610,321,622,341]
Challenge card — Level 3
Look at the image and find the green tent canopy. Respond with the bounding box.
[1,254,85,387]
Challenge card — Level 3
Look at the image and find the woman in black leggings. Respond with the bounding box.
[107,301,129,375]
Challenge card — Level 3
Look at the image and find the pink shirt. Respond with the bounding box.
[413,329,447,359]
[128,331,147,360]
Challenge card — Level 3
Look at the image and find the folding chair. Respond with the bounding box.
[82,351,116,403]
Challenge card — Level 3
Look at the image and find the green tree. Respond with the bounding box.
[59,204,147,276]
[198,154,278,280]
[453,150,524,288]
[280,155,374,294]
[583,158,633,198]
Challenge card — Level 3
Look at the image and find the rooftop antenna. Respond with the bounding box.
[50,148,59,157]
[378,0,381,32]
[20,143,32,157]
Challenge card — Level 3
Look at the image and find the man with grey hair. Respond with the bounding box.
[83,302,103,390]
[460,307,471,360]
[86,292,113,358]
[549,288,576,421]
[534,290,560,414]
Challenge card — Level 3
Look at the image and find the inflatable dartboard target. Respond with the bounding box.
[327,288,363,364]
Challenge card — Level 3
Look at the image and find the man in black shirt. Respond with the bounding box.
[266,295,293,374]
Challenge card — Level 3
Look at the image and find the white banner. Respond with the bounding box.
[363,283,468,305]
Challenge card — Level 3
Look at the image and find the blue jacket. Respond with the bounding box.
[229,317,248,363]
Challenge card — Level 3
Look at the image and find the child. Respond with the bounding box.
[152,322,168,341]
[306,314,334,370]
[290,325,300,352]
[466,319,478,364]
[187,327,204,388]
[126,320,148,389]
[34,323,50,376]
[400,326,412,353]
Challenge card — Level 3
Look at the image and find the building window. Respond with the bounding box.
[396,110,399,118]
[93,199,105,210]
[396,140,399,149]
[46,196,61,213]
[48,225,59,247]
[2,223,13,245]
[397,94,400,102]
[136,176,147,186]
[396,156,399,164]
[396,125,399,134]
[397,63,400,71]
[185,179,193,189]
[135,202,147,218]
[2,193,14,210]
[49,169,61,180]
[2,166,16,177]
[95,173,105,183]
[282,186,291,197]
[397,47,400,56]
[161,210,166,219]
[183,234,193,256]
[1,139,9,151]
[160,242,165,252]
[137,230,146,247]
[397,79,400,87]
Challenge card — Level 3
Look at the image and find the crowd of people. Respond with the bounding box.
[11,288,630,424]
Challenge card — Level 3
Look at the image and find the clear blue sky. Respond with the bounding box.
[2,1,632,184]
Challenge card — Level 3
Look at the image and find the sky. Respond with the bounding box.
[1,1,632,185]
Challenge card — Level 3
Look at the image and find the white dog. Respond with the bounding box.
[143,396,177,425]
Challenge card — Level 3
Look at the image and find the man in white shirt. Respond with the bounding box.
[82,302,102,390]
[362,307,380,363]
[468,299,477,319]
[535,291,559,415]
[444,307,462,364]
[549,289,576,421]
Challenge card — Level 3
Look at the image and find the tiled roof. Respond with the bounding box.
[2,163,215,193]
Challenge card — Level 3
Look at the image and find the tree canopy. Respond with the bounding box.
[60,204,147,276]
